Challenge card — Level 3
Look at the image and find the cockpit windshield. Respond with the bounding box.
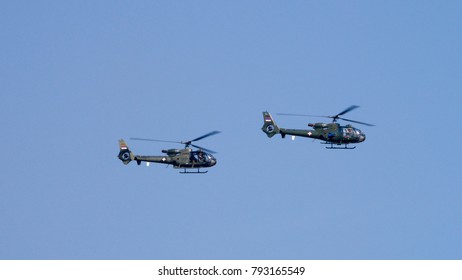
[195,152,214,163]
[205,154,215,162]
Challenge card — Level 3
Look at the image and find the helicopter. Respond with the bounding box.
[118,131,220,173]
[261,105,374,149]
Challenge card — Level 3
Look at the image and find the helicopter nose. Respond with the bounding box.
[360,135,366,142]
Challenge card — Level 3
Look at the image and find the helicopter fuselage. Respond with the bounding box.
[261,111,368,148]
[117,141,217,171]
[133,148,217,169]
[279,123,366,144]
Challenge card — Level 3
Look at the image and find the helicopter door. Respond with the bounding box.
[190,153,198,162]
[197,152,209,163]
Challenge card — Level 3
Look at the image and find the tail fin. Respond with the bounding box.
[261,111,280,138]
[118,139,134,165]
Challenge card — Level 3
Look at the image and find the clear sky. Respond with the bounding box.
[1,1,461,259]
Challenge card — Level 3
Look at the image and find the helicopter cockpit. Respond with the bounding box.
[343,126,366,142]
[192,151,217,165]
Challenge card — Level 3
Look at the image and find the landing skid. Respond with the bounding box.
[321,142,356,149]
[179,168,208,174]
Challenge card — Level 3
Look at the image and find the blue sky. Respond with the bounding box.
[1,1,461,259]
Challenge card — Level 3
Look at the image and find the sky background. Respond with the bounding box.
[1,1,461,259]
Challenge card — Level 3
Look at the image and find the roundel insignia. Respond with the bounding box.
[266,125,274,133]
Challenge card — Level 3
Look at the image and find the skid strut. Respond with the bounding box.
[180,168,208,174]
[321,142,356,149]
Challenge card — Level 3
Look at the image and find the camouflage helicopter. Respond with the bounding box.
[118,131,220,173]
[261,106,374,149]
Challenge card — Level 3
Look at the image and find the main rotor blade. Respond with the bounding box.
[338,117,375,126]
[191,144,216,154]
[279,106,360,118]
[190,130,221,142]
[130,137,181,144]
[337,105,359,116]
[277,113,329,118]
[278,106,374,126]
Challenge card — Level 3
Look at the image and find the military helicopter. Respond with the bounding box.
[261,106,374,149]
[118,131,220,173]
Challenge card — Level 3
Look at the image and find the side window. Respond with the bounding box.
[343,128,353,137]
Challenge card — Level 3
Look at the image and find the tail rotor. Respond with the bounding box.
[118,139,134,165]
[261,111,280,138]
